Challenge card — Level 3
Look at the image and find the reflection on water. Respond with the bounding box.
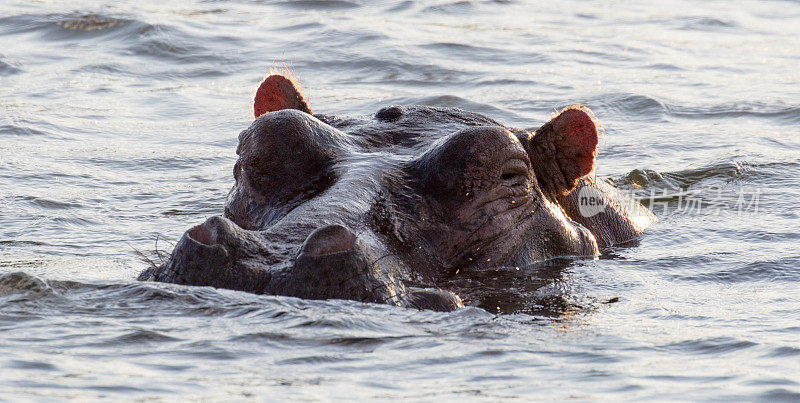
[1,0,800,400]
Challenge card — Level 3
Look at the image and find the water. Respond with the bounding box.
[1,0,799,400]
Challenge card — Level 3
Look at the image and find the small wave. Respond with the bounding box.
[759,389,800,401]
[7,360,58,371]
[106,329,181,344]
[124,24,210,63]
[0,276,297,319]
[543,350,621,364]
[0,272,50,296]
[674,256,800,283]
[308,52,471,86]
[84,154,230,173]
[55,14,125,33]
[421,1,474,14]
[560,47,640,64]
[764,346,800,358]
[470,78,542,87]
[592,94,800,125]
[275,354,355,365]
[736,160,800,183]
[228,331,294,343]
[276,0,362,10]
[613,161,746,191]
[274,22,326,32]
[646,63,683,71]
[71,63,127,75]
[665,102,800,125]
[105,283,207,305]
[326,335,404,347]
[420,42,552,65]
[71,60,232,80]
[661,337,757,354]
[613,159,800,207]
[0,13,135,40]
[121,22,248,66]
[591,93,669,122]
[1,12,245,68]
[386,0,415,12]
[635,15,742,33]
[15,195,83,210]
[0,240,48,247]
[178,8,228,17]
[0,58,21,76]
[0,120,56,138]
[658,161,746,187]
[674,16,740,31]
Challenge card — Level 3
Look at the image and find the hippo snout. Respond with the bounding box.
[186,216,241,247]
[274,224,405,305]
[138,215,271,293]
[283,224,464,311]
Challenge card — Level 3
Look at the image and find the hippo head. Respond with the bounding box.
[139,74,607,312]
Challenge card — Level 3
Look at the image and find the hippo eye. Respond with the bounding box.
[500,159,529,186]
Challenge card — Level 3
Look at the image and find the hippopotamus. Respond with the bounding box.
[138,74,655,312]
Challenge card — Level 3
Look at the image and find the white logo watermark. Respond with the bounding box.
[578,185,761,217]
[577,185,608,217]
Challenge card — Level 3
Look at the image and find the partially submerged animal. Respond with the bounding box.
[139,74,654,312]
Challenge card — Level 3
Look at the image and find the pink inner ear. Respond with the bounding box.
[254,75,297,118]
[553,108,598,177]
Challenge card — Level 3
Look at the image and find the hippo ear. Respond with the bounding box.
[527,106,599,198]
[254,74,313,118]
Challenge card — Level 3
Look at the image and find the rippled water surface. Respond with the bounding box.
[2,0,800,400]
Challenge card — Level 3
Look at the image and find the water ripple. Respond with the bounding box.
[662,337,758,354]
[0,58,21,76]
[276,0,363,10]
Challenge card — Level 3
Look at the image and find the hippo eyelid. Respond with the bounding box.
[499,158,530,183]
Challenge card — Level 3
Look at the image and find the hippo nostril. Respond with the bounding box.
[187,223,215,246]
[185,216,242,247]
[300,225,357,257]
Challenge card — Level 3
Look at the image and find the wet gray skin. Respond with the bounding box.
[138,75,655,312]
